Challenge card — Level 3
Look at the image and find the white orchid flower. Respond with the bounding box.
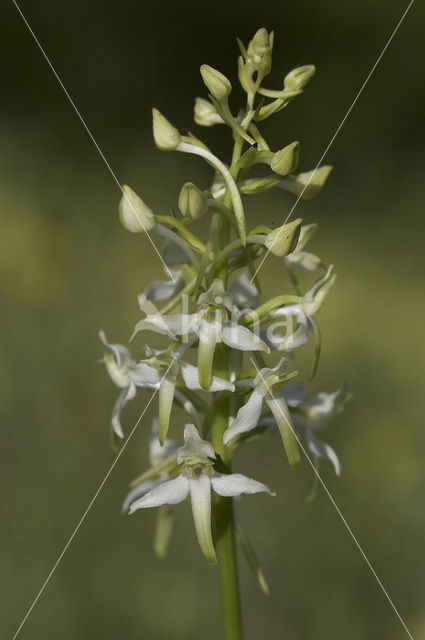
[267,266,336,376]
[293,383,351,475]
[224,361,300,468]
[129,424,274,564]
[284,223,324,272]
[122,418,179,558]
[134,345,235,445]
[258,382,351,475]
[132,279,269,390]
[99,331,162,439]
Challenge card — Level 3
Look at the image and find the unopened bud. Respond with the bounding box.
[284,65,315,91]
[194,97,222,127]
[178,182,208,220]
[249,28,274,76]
[119,185,155,233]
[200,64,232,102]
[288,166,333,200]
[265,218,303,257]
[271,141,300,176]
[152,108,180,151]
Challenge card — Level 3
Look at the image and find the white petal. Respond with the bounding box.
[223,388,264,444]
[149,417,179,464]
[228,271,260,309]
[145,272,183,301]
[128,362,162,388]
[179,361,235,392]
[188,474,216,564]
[285,251,324,271]
[306,384,351,422]
[111,383,136,439]
[306,428,341,475]
[212,472,275,497]
[221,322,269,352]
[178,424,215,463]
[128,475,189,512]
[121,478,163,514]
[99,330,133,368]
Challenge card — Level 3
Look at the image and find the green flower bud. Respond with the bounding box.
[178,182,208,220]
[119,185,156,233]
[265,218,303,257]
[194,97,222,127]
[284,65,316,92]
[248,28,274,76]
[284,166,333,200]
[152,108,181,151]
[271,141,300,176]
[200,64,232,102]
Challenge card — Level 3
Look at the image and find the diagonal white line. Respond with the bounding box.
[251,0,415,283]
[11,0,175,283]
[250,357,414,639]
[11,359,177,640]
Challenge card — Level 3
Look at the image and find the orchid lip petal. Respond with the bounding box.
[158,372,177,445]
[188,474,217,565]
[179,361,234,392]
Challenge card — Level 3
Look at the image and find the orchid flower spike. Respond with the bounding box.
[132,279,270,391]
[129,424,275,564]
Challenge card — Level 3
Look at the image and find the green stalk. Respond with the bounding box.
[212,344,242,640]
[211,130,246,640]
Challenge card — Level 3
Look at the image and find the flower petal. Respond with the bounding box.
[285,250,324,271]
[188,474,216,564]
[158,371,177,445]
[265,395,300,468]
[198,317,221,390]
[212,472,275,497]
[221,322,270,352]
[111,383,136,439]
[128,362,162,388]
[121,478,163,514]
[128,475,189,512]
[223,388,264,444]
[180,361,235,392]
[229,271,260,309]
[306,428,341,475]
[177,424,216,463]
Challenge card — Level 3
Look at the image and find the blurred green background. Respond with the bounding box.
[1,1,424,638]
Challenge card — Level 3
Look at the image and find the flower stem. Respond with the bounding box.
[212,345,243,640]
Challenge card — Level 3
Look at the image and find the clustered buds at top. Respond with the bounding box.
[178,182,208,220]
[200,64,232,102]
[265,218,303,257]
[271,141,300,176]
[284,65,316,92]
[194,97,223,127]
[152,108,181,151]
[248,28,274,77]
[119,185,156,233]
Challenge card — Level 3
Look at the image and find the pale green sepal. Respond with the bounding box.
[284,65,316,91]
[265,396,300,468]
[271,141,300,176]
[194,97,223,126]
[178,182,208,220]
[265,218,303,257]
[152,108,181,151]
[281,166,333,200]
[154,505,174,559]
[200,64,232,101]
[119,185,156,233]
[240,175,282,195]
